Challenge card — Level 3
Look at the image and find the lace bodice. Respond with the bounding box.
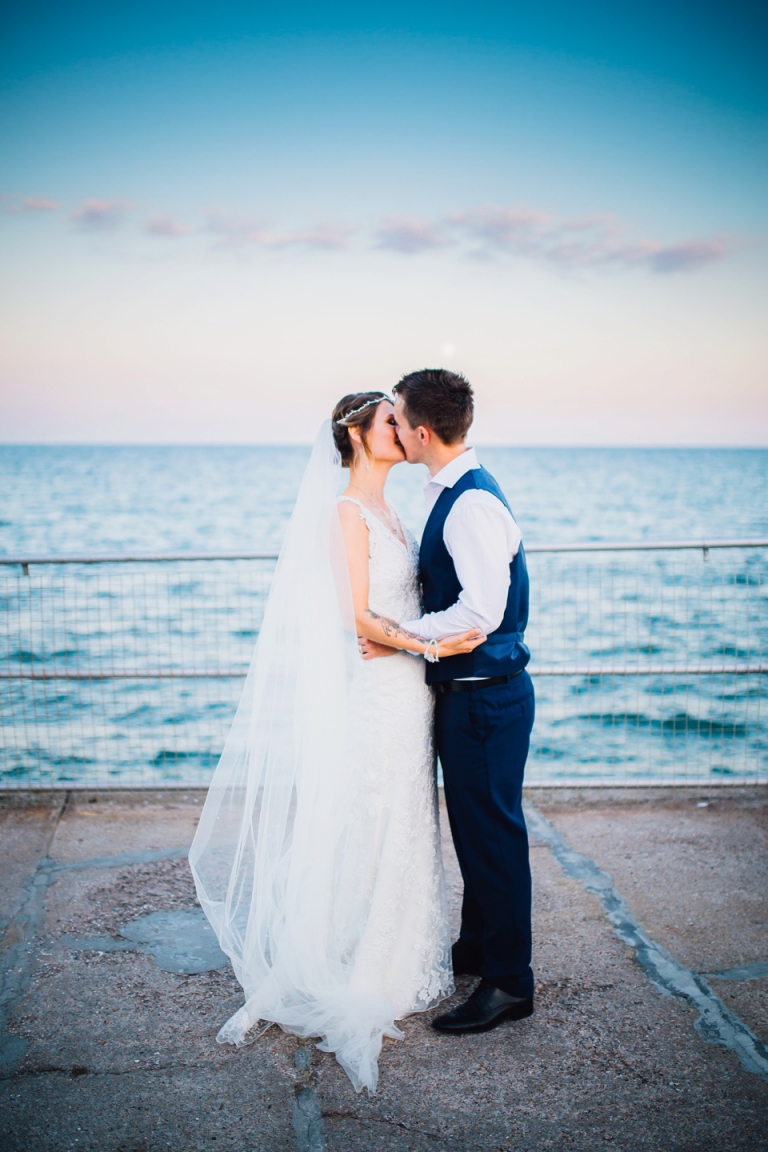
[337,497,422,623]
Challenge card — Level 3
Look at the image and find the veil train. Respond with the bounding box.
[189,421,401,1092]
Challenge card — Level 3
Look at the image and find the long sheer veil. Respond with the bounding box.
[189,420,398,1091]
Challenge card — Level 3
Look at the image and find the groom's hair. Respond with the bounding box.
[393,369,474,445]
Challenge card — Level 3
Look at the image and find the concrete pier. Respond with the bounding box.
[1,787,766,1151]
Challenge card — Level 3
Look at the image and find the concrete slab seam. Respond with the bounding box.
[523,801,768,1080]
[703,961,768,981]
[292,1043,327,1152]
[0,793,70,1076]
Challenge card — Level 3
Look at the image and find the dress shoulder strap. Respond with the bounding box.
[337,495,374,527]
[337,496,408,546]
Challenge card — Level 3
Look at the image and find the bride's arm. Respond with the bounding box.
[338,502,485,658]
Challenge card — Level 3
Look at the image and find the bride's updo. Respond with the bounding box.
[332,392,389,467]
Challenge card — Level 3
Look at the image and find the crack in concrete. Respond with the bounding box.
[321,1110,447,1145]
[320,1109,505,1150]
[1,1058,213,1082]
[524,800,768,1080]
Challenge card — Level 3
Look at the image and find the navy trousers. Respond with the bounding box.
[436,670,535,999]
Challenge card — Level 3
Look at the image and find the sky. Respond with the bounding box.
[0,1,766,444]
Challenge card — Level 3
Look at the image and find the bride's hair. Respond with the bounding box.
[331,392,389,466]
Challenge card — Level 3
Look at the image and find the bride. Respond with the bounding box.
[189,392,484,1093]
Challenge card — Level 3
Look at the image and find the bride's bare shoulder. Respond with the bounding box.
[336,496,369,534]
[337,496,366,518]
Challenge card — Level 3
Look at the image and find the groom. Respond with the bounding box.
[394,368,535,1034]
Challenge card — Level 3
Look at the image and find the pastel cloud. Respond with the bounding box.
[646,237,733,274]
[448,206,552,253]
[145,215,194,237]
[70,199,134,229]
[203,211,255,237]
[206,213,353,251]
[375,216,453,254]
[251,224,352,250]
[1,194,60,213]
[4,192,738,275]
[443,207,736,274]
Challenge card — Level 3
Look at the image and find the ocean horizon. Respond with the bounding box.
[2,445,766,557]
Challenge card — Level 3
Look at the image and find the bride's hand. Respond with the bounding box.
[436,629,486,658]
[359,638,400,660]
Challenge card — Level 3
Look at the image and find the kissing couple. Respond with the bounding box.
[189,369,535,1094]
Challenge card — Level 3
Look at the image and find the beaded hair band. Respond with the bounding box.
[334,395,392,427]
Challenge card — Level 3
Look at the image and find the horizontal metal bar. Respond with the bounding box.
[525,539,768,554]
[1,664,766,681]
[0,670,249,680]
[0,551,280,565]
[3,779,766,793]
[1,539,767,566]
[533,664,768,675]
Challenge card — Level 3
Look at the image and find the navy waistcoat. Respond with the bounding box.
[419,466,530,684]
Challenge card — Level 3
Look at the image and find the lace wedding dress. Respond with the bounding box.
[189,424,453,1095]
[335,497,453,1022]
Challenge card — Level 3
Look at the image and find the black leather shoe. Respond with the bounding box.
[451,941,481,977]
[432,980,533,1035]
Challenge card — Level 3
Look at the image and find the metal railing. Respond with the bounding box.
[1,540,766,789]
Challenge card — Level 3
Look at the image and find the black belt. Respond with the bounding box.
[434,669,523,694]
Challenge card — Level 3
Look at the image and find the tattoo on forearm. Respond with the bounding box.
[365,608,423,645]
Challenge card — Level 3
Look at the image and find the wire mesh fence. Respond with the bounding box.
[1,541,766,789]
[0,555,274,789]
[527,542,766,784]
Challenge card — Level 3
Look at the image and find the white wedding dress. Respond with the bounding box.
[335,497,453,1019]
[189,423,453,1094]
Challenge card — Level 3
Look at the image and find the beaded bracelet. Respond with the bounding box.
[423,638,440,663]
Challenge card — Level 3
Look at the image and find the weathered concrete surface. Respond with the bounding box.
[531,787,768,1046]
[1,787,766,1151]
[44,791,204,863]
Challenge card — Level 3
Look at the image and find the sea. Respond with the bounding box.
[3,446,767,554]
[1,446,766,788]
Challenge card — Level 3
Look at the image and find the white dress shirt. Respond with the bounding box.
[402,447,522,641]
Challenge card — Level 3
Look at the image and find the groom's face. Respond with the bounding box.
[393,396,427,464]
